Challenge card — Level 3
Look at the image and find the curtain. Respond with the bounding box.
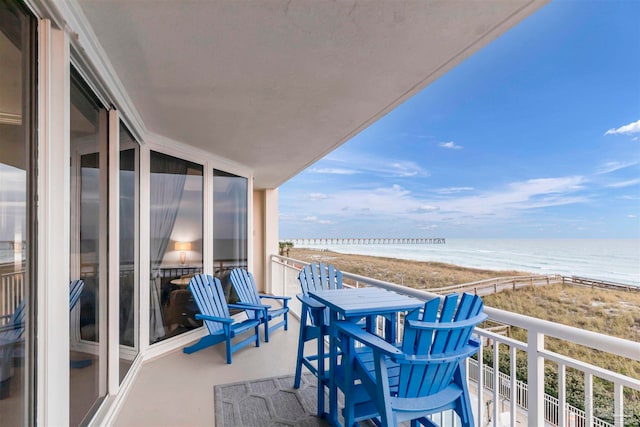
[149,153,188,342]
[119,165,136,348]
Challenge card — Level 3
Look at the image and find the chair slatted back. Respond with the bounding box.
[229,269,262,320]
[298,263,343,294]
[398,293,485,399]
[298,263,343,325]
[69,279,85,311]
[188,274,230,335]
[229,269,261,306]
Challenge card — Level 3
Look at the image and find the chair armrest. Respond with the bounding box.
[258,294,292,301]
[335,320,403,358]
[229,303,269,312]
[195,314,233,324]
[296,294,325,309]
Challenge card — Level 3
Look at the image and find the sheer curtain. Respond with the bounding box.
[149,153,188,343]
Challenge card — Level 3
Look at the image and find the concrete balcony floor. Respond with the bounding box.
[113,317,304,426]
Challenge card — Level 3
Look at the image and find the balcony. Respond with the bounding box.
[107,257,640,425]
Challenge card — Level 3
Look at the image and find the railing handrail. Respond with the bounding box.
[429,274,561,292]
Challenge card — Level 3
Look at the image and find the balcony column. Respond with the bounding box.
[262,188,279,293]
[527,330,545,424]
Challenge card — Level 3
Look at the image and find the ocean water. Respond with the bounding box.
[296,239,640,287]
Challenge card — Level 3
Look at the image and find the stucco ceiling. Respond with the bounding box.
[75,0,547,189]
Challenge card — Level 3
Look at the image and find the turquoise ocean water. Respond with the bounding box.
[295,239,640,287]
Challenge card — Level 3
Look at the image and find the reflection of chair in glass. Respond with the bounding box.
[183,274,262,364]
[294,263,343,393]
[335,293,487,427]
[0,300,25,400]
[165,274,199,331]
[69,279,93,369]
[229,268,290,343]
[2,279,86,399]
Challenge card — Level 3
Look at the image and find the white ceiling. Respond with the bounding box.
[75,0,547,189]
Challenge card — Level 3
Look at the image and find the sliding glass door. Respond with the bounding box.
[69,72,108,426]
[0,1,35,424]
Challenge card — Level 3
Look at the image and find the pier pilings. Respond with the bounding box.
[284,237,445,246]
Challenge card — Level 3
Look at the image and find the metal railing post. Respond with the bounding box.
[527,330,545,425]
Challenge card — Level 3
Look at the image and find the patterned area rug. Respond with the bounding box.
[214,373,329,427]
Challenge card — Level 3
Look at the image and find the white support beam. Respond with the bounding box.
[37,18,70,426]
[108,109,120,394]
[263,188,279,294]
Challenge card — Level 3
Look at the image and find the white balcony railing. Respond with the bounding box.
[270,254,640,427]
[0,269,24,324]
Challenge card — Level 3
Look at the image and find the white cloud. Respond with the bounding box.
[604,119,640,136]
[628,214,637,219]
[596,161,639,174]
[310,168,358,175]
[303,215,333,225]
[316,153,429,178]
[284,176,588,229]
[435,186,474,194]
[439,176,587,216]
[606,178,640,188]
[413,205,440,213]
[439,141,463,150]
[308,192,328,200]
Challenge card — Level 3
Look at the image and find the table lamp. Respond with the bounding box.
[175,241,191,265]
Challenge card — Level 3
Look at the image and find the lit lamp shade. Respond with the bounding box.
[175,241,192,265]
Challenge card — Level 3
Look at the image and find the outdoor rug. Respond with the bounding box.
[214,373,331,427]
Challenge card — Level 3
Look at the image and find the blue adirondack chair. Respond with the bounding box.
[1,279,86,397]
[229,268,290,343]
[183,274,262,364]
[294,263,343,393]
[69,279,93,369]
[69,279,84,311]
[335,292,487,427]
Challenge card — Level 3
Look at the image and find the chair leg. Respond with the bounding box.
[255,324,261,347]
[225,336,232,364]
[284,311,288,331]
[294,309,308,389]
[264,320,270,343]
[316,326,325,417]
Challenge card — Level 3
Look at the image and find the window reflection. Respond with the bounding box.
[149,152,203,344]
[70,72,107,426]
[213,170,248,300]
[0,2,34,422]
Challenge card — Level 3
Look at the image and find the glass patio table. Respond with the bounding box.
[308,287,424,426]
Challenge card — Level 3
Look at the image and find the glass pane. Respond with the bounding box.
[69,74,107,425]
[150,152,203,344]
[213,170,248,299]
[0,1,34,423]
[119,126,138,382]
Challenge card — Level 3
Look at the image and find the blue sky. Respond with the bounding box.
[279,1,640,239]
